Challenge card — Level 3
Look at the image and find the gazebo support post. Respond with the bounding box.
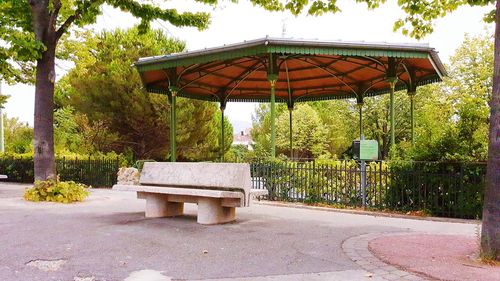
[357,98,364,139]
[168,87,178,162]
[268,54,279,158]
[357,95,366,207]
[285,61,293,160]
[386,57,398,150]
[407,67,418,147]
[288,105,293,159]
[388,78,397,148]
[270,79,277,158]
[220,102,226,162]
[409,92,416,147]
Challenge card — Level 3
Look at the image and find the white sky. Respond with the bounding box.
[1,0,494,132]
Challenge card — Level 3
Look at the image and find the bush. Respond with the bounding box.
[24,178,90,203]
[0,155,34,183]
[0,155,121,187]
[384,161,485,219]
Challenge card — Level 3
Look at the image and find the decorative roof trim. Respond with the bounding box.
[145,74,441,103]
[135,37,446,77]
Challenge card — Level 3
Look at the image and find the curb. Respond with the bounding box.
[342,232,427,281]
[254,200,481,225]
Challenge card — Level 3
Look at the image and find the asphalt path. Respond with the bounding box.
[0,183,477,281]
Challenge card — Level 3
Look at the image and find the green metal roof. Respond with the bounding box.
[136,37,446,77]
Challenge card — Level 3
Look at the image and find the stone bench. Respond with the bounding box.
[113,162,267,225]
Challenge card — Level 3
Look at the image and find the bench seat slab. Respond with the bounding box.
[115,184,243,198]
[250,189,268,197]
[137,191,243,208]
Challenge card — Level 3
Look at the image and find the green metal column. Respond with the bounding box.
[407,66,417,148]
[409,92,415,146]
[267,53,278,158]
[357,101,364,139]
[0,80,4,153]
[289,107,292,158]
[169,88,177,162]
[388,79,397,147]
[270,79,277,158]
[220,104,225,162]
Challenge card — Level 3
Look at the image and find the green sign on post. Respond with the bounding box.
[359,140,379,160]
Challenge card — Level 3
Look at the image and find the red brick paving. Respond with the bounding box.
[368,234,499,281]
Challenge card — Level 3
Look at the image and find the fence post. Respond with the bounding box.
[360,135,367,208]
[114,156,120,185]
[361,160,366,208]
[458,163,464,218]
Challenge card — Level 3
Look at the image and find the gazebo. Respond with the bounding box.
[134,37,446,161]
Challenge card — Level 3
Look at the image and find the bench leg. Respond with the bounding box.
[197,198,236,225]
[145,194,184,218]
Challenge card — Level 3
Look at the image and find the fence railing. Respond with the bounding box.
[0,156,486,218]
[0,157,120,187]
[57,157,120,187]
[250,160,486,219]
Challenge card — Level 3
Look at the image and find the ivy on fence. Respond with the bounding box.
[251,160,486,219]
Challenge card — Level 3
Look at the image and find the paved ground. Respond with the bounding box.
[369,234,500,281]
[0,183,481,281]
[343,233,425,281]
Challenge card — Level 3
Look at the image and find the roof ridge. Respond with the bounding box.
[136,37,435,65]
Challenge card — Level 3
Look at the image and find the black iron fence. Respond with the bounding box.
[250,160,486,219]
[0,157,120,187]
[0,156,486,218]
[57,157,120,187]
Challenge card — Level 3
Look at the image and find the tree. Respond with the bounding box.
[53,106,82,153]
[57,27,230,161]
[403,35,492,162]
[448,35,492,161]
[362,94,411,159]
[70,111,119,155]
[406,83,456,161]
[1,0,214,180]
[276,104,328,158]
[386,1,499,258]
[175,101,233,161]
[226,144,251,163]
[4,116,34,154]
[0,0,355,181]
[312,100,357,158]
[251,103,288,158]
[250,104,272,158]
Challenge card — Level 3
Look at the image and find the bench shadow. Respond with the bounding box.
[98,211,253,230]
[100,211,202,226]
[99,212,234,229]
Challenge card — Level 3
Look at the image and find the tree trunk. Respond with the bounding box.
[34,42,56,181]
[30,0,57,181]
[481,0,500,261]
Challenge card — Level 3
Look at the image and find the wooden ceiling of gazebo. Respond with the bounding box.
[135,37,446,104]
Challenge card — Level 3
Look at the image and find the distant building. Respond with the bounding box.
[233,129,254,150]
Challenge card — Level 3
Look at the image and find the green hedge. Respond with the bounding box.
[385,161,485,219]
[0,156,120,187]
[251,160,486,219]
